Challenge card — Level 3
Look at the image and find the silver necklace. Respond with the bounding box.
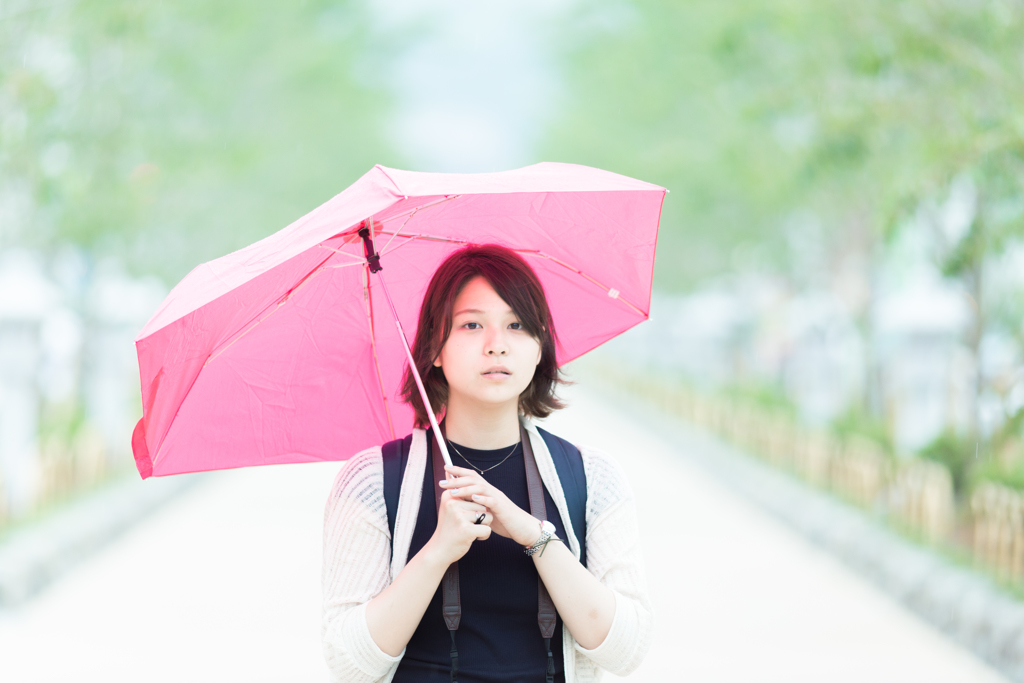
[446,439,520,474]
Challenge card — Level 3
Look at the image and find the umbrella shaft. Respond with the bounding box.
[376,272,453,469]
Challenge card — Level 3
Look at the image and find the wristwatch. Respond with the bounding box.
[524,520,558,557]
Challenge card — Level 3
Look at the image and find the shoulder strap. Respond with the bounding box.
[537,427,588,567]
[382,434,413,542]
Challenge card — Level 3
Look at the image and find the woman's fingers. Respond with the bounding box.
[440,473,485,489]
[444,483,488,500]
[441,468,496,493]
[431,488,495,563]
[473,511,491,525]
[444,465,478,479]
[441,493,488,519]
[450,504,490,536]
[440,473,500,504]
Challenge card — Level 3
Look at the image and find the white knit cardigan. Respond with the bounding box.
[321,417,653,682]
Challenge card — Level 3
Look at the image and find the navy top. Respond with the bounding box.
[392,437,567,683]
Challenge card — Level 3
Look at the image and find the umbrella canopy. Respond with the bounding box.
[132,162,666,478]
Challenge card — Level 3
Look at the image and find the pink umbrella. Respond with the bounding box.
[132,162,666,478]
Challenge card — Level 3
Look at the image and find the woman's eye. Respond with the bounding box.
[509,322,522,330]
[463,322,480,329]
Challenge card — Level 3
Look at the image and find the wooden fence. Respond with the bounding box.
[972,483,1024,582]
[617,375,957,546]
[891,460,954,544]
[0,429,113,532]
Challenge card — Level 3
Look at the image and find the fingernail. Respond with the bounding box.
[472,494,482,501]
[451,488,459,496]
[439,480,447,486]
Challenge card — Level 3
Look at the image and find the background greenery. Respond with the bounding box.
[545,0,1024,291]
[542,0,1024,492]
[1,0,397,282]
[4,0,1024,492]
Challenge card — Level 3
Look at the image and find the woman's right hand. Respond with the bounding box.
[425,489,492,565]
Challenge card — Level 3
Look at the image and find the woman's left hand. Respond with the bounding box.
[440,465,542,547]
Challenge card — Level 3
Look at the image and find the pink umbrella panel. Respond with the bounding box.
[132,163,666,478]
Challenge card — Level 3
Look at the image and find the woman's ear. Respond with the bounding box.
[433,330,447,368]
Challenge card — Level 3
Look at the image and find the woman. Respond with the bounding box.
[322,245,652,682]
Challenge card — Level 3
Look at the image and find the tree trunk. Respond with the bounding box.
[967,217,986,439]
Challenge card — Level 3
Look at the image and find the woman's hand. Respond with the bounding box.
[440,465,542,547]
[425,488,492,566]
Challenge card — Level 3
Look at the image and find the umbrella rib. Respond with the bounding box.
[360,227,648,319]
[378,210,418,256]
[154,253,337,467]
[312,196,462,261]
[375,231,463,244]
[515,250,648,318]
[153,252,362,470]
[375,195,462,229]
[324,262,366,271]
[203,253,335,369]
[377,231,468,251]
[363,265,396,440]
[375,194,464,257]
[369,230,646,317]
[317,245,367,264]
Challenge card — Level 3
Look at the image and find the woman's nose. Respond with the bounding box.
[485,330,508,355]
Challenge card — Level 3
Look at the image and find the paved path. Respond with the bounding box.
[0,383,1010,682]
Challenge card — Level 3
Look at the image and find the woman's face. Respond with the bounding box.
[433,276,542,412]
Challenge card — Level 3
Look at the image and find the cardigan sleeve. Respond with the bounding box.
[573,446,654,676]
[321,448,403,682]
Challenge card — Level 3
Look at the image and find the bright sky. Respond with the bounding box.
[368,0,574,172]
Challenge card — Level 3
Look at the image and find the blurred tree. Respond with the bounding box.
[545,0,1024,281]
[739,1,1024,428]
[546,0,1024,437]
[542,0,823,291]
[858,2,1024,435]
[1,0,397,282]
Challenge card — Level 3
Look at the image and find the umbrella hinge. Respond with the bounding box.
[358,224,383,273]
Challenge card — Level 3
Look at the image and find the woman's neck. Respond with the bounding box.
[443,396,521,450]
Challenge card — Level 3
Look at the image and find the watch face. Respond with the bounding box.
[541,520,557,534]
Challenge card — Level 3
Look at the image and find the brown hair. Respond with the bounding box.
[400,244,565,427]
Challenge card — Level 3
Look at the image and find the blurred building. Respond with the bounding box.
[603,209,1023,456]
[0,249,165,523]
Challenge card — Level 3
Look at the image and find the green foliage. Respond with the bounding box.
[973,408,1024,492]
[39,399,87,445]
[972,459,1024,493]
[720,381,797,418]
[831,405,893,455]
[920,430,975,496]
[544,0,1024,290]
[996,406,1024,447]
[1,0,398,282]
